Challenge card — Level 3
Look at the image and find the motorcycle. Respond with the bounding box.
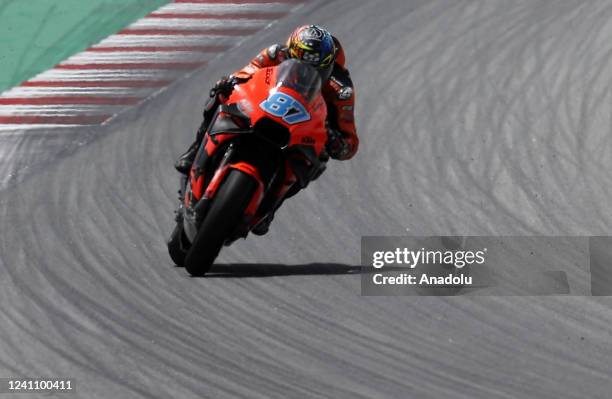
[167,59,329,276]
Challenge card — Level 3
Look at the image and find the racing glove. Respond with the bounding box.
[197,75,249,142]
[209,75,245,98]
[326,128,351,160]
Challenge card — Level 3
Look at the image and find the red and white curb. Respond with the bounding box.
[0,0,305,130]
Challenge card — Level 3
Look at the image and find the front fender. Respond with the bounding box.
[204,162,264,216]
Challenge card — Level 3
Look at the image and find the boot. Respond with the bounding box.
[174,141,199,174]
[251,212,275,236]
[174,95,220,174]
[251,181,305,236]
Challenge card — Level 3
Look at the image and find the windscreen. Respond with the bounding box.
[275,59,322,104]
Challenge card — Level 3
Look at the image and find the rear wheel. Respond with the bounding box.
[184,169,258,276]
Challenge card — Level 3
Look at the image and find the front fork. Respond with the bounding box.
[174,174,189,223]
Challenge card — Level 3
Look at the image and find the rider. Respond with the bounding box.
[175,25,359,234]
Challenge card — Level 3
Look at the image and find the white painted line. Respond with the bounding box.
[0,124,84,131]
[130,18,266,30]
[95,34,239,47]
[4,87,156,97]
[65,51,211,64]
[30,69,185,81]
[0,105,127,114]
[154,3,293,13]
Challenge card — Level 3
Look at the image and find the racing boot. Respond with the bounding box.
[251,181,304,236]
[251,212,275,236]
[174,88,226,174]
[174,140,199,174]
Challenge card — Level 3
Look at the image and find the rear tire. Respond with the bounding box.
[184,169,257,276]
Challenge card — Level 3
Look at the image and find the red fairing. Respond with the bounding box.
[228,66,328,156]
[188,61,329,228]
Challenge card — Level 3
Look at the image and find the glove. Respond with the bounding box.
[326,128,350,160]
[209,75,242,98]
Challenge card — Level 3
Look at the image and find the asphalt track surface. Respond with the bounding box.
[1,1,612,398]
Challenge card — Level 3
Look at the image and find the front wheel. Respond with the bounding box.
[184,169,258,276]
[167,222,187,267]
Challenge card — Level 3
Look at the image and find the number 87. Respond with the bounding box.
[259,92,310,124]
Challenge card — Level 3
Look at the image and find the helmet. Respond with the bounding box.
[287,25,337,71]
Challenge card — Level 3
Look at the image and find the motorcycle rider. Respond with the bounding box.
[175,24,358,234]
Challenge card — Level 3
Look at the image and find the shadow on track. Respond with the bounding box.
[200,263,364,278]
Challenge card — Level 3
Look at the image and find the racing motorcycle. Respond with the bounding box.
[168,59,330,276]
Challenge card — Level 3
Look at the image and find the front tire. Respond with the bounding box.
[167,222,187,267]
[184,169,257,276]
